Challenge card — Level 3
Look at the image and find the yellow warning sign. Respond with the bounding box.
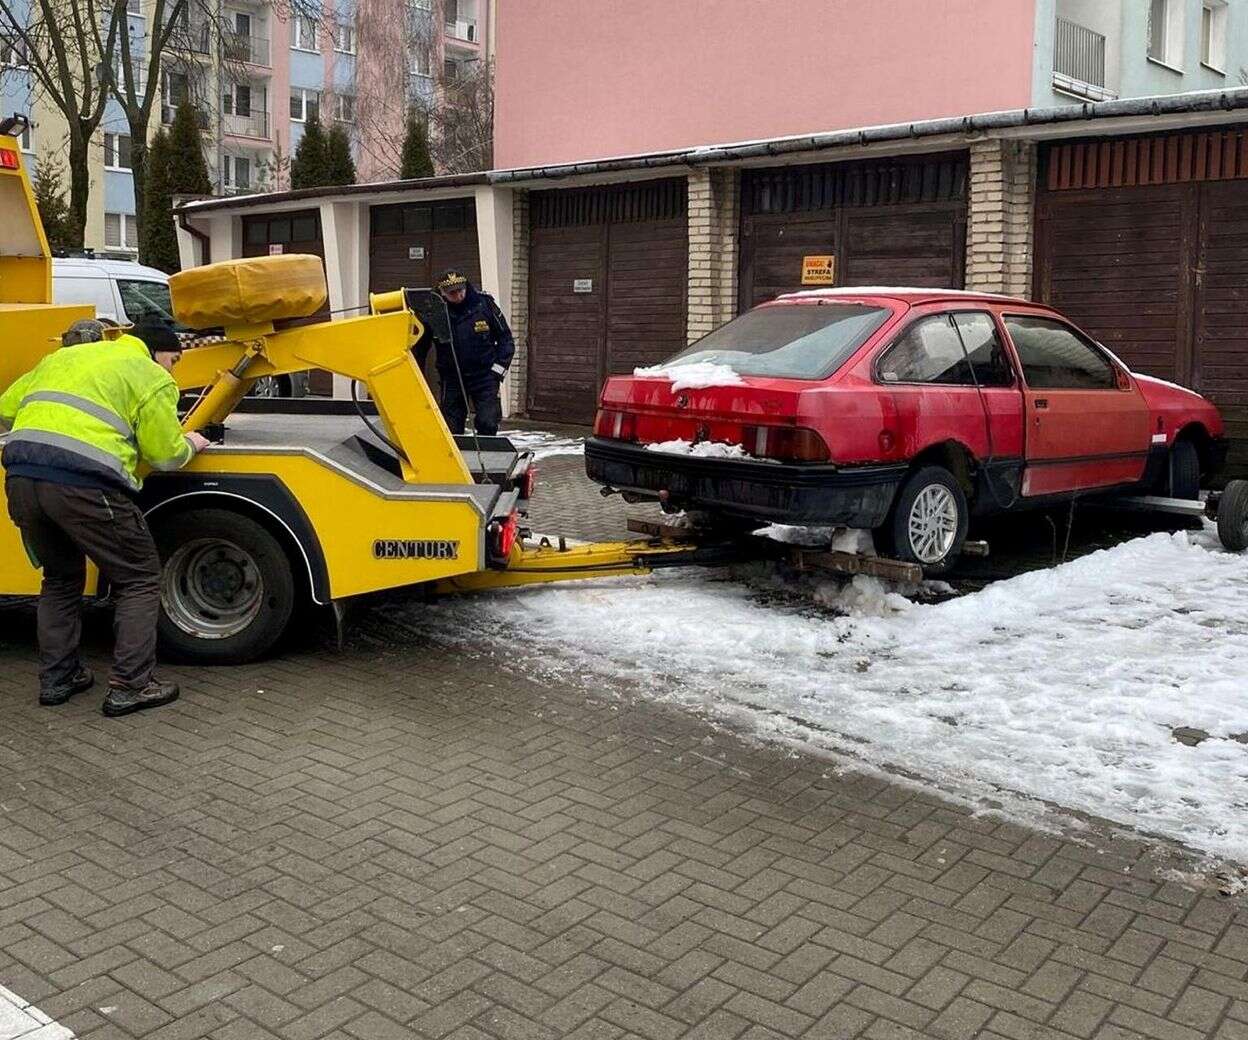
[801,255,836,284]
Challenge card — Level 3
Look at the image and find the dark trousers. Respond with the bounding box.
[439,376,503,436]
[6,477,160,693]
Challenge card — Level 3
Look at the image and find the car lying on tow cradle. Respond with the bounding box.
[586,288,1227,573]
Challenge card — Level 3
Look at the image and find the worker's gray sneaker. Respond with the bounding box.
[39,665,95,706]
[102,679,180,718]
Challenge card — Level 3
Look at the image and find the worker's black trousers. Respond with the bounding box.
[6,477,160,695]
[440,377,503,436]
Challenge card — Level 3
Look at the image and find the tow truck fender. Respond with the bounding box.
[140,474,331,605]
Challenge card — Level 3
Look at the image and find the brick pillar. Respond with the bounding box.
[966,139,1035,298]
[686,167,741,343]
[508,189,530,415]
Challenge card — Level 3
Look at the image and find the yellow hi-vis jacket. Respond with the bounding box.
[0,334,193,492]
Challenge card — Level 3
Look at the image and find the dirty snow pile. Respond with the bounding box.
[424,524,1248,861]
[644,439,777,463]
[498,429,584,460]
[632,361,745,391]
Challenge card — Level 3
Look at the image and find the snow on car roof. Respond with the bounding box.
[776,286,1031,303]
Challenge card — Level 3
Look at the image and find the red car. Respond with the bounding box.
[586,288,1227,572]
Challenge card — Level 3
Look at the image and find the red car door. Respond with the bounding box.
[1000,313,1150,496]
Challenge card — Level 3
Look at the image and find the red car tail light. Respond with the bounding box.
[592,409,636,441]
[488,510,520,562]
[742,425,831,463]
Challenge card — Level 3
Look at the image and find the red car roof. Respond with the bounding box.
[774,286,1037,307]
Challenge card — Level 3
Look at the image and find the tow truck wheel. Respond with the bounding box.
[1217,480,1248,552]
[882,465,968,576]
[153,509,296,663]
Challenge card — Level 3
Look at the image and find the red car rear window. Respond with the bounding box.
[659,303,891,380]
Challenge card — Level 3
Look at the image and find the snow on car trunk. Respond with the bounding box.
[420,524,1248,862]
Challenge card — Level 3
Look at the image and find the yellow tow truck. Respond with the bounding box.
[1,121,735,663]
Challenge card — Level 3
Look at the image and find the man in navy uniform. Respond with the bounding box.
[416,270,514,436]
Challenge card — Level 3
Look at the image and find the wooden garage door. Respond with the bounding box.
[368,198,479,294]
[369,198,480,397]
[527,180,687,424]
[1036,129,1248,474]
[739,154,967,310]
[241,209,333,394]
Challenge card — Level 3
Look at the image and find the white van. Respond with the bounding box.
[52,257,177,326]
[51,257,305,396]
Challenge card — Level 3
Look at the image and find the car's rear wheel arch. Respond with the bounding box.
[908,441,976,506]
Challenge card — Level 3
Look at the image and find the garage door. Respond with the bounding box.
[369,198,480,397]
[739,154,967,310]
[527,179,687,423]
[1035,129,1248,474]
[242,209,333,394]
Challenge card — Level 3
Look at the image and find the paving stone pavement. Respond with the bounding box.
[0,448,1245,1040]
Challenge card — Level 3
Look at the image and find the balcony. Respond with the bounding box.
[161,103,210,128]
[169,22,211,55]
[224,31,270,66]
[1053,17,1117,101]
[223,109,270,139]
[445,18,477,43]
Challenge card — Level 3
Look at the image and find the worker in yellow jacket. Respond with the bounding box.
[0,319,209,717]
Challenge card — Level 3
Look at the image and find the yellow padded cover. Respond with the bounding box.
[169,254,328,328]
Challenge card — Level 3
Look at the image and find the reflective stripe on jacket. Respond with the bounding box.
[0,334,193,491]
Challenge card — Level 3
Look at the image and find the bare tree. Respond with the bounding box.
[0,0,123,245]
[427,54,491,173]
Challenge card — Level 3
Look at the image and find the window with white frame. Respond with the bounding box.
[104,212,139,250]
[333,92,354,122]
[16,122,32,152]
[223,82,252,116]
[410,42,431,76]
[291,14,317,50]
[0,34,27,67]
[104,132,132,170]
[222,154,251,191]
[1202,1,1229,71]
[1148,0,1184,68]
[334,20,355,54]
[289,87,320,122]
[127,0,141,13]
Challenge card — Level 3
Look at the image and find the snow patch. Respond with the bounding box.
[632,361,745,390]
[645,439,777,463]
[0,984,74,1039]
[416,523,1248,862]
[499,429,584,461]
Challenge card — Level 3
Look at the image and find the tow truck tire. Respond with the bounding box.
[152,509,296,664]
[1169,438,1201,501]
[882,465,968,576]
[1217,480,1248,552]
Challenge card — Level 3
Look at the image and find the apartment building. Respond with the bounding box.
[0,0,491,256]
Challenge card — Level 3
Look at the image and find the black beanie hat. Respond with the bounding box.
[133,320,182,356]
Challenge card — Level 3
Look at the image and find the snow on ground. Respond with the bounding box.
[0,983,73,1039]
[420,523,1248,861]
[498,429,584,460]
[632,361,745,390]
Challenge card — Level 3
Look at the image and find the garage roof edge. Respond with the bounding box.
[176,87,1248,216]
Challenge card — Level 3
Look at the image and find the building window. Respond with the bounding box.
[222,154,251,191]
[17,122,32,152]
[104,212,139,251]
[103,132,132,170]
[291,14,317,51]
[1202,1,1228,72]
[410,42,431,76]
[0,34,27,67]
[1148,0,1183,68]
[127,0,141,13]
[223,82,252,116]
[334,20,355,54]
[289,87,319,123]
[333,93,354,122]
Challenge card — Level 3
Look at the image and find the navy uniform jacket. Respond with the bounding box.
[415,284,515,386]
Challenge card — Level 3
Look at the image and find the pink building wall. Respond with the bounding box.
[494,0,1039,170]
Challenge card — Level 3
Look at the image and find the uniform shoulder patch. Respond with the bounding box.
[473,319,490,333]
